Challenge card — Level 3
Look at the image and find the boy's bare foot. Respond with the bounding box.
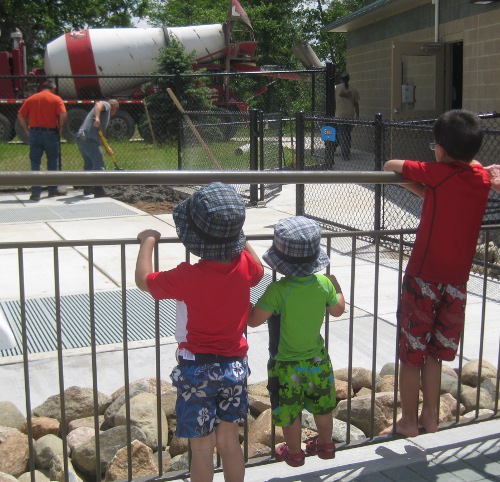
[379,419,419,437]
[418,413,438,433]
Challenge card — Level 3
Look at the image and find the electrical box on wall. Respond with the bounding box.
[402,83,416,103]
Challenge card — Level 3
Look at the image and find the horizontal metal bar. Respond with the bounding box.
[0,170,405,187]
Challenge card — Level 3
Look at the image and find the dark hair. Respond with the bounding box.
[341,71,349,79]
[433,110,483,162]
[43,80,56,90]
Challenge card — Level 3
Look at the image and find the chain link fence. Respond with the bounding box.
[297,112,500,296]
[0,70,323,180]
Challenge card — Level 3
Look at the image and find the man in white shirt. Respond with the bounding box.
[335,72,360,161]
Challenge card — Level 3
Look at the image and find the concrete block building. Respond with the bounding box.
[322,0,500,119]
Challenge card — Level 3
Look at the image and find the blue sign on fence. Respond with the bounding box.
[321,126,336,141]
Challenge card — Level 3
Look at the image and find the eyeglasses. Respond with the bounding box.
[429,142,437,151]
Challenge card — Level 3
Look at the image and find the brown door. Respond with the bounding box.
[391,41,445,120]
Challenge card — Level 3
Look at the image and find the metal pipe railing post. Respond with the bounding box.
[374,113,384,231]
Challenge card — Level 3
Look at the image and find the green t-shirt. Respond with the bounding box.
[256,273,338,361]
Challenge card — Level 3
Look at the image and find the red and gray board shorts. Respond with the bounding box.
[398,274,466,367]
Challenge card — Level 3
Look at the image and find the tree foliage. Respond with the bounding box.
[0,0,150,67]
[145,0,230,27]
[140,40,213,144]
[144,0,370,76]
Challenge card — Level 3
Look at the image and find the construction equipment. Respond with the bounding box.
[0,1,259,143]
[97,129,123,170]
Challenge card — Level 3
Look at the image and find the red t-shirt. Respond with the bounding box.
[18,90,66,128]
[402,160,491,284]
[146,250,263,357]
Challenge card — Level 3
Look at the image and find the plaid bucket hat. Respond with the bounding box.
[263,216,330,277]
[173,182,246,260]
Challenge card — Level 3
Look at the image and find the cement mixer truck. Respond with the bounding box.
[0,0,259,143]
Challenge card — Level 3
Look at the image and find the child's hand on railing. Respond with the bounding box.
[484,164,500,193]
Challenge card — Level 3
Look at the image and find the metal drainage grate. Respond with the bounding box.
[0,202,140,224]
[0,274,273,357]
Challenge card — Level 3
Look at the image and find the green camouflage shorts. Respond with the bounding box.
[267,347,336,427]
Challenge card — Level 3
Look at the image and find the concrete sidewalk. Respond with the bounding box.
[0,184,499,481]
[222,419,500,481]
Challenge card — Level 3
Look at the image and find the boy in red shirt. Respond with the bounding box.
[381,110,491,437]
[135,182,263,482]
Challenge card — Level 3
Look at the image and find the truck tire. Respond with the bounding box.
[107,110,135,141]
[14,118,29,144]
[62,108,88,143]
[0,114,15,142]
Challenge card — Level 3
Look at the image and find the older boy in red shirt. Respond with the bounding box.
[381,110,491,437]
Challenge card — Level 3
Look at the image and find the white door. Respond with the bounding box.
[391,41,445,120]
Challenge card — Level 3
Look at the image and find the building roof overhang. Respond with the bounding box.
[321,0,431,33]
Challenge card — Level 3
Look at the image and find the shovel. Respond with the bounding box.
[97,129,124,170]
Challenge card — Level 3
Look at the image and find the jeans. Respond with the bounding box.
[337,124,353,160]
[29,129,60,195]
[76,137,105,193]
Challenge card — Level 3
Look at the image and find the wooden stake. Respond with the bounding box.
[166,88,222,170]
[142,100,157,145]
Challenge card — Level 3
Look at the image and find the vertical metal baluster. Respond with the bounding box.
[88,245,102,477]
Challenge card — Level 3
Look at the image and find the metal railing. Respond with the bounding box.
[0,171,499,481]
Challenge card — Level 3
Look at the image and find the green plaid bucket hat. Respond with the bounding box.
[264,216,330,277]
[173,182,246,260]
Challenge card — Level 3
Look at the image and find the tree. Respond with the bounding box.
[145,0,229,27]
[0,0,150,67]
[139,40,213,144]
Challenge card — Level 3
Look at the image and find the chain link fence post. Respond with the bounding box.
[249,108,259,205]
[325,62,336,168]
[296,110,305,216]
[374,113,384,230]
[258,110,265,202]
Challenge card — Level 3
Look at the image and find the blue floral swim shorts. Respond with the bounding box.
[170,358,249,438]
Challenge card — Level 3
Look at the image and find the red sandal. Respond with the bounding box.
[305,436,336,459]
[275,443,305,467]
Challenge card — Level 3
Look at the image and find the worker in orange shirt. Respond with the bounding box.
[17,80,67,201]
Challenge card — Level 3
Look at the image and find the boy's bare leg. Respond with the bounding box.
[380,363,420,437]
[215,420,245,482]
[189,432,216,482]
[419,355,440,433]
[312,413,333,445]
[282,416,303,454]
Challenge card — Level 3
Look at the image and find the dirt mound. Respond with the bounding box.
[106,185,185,215]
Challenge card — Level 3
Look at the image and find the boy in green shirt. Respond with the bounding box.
[248,216,345,467]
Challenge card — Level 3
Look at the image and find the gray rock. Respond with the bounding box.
[17,470,50,482]
[67,426,98,454]
[167,452,190,472]
[335,367,376,391]
[379,363,396,378]
[480,377,500,400]
[114,392,168,451]
[301,412,365,442]
[461,360,497,387]
[0,428,29,477]
[72,425,147,476]
[0,473,18,482]
[0,402,26,431]
[440,373,459,397]
[104,440,158,481]
[460,387,494,412]
[105,381,160,426]
[334,392,397,437]
[34,434,64,469]
[248,409,284,447]
[49,455,83,482]
[32,386,111,426]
